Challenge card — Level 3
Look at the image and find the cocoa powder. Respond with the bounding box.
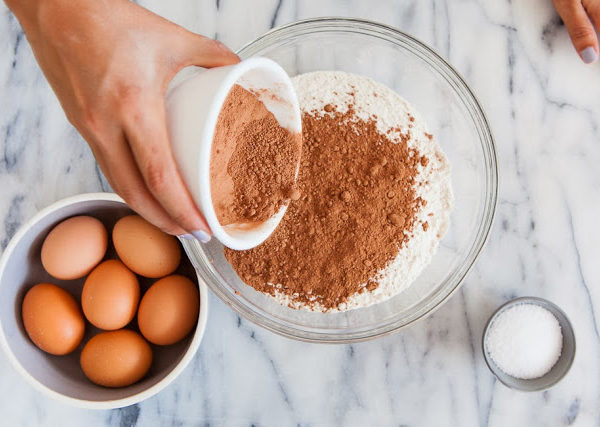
[210,85,302,225]
[225,105,428,310]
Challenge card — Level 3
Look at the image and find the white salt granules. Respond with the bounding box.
[267,71,453,312]
[486,304,563,379]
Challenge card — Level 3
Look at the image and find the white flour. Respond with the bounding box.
[270,71,453,312]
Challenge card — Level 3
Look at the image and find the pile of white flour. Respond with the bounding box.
[271,71,453,312]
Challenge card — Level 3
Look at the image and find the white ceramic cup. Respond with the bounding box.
[0,193,209,409]
[166,57,301,250]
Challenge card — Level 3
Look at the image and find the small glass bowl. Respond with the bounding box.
[182,18,498,343]
[482,297,576,391]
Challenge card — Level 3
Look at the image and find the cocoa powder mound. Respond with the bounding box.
[210,85,302,225]
[224,105,428,310]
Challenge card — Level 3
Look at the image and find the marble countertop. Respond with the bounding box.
[1,0,599,425]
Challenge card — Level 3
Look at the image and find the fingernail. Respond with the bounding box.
[179,233,195,240]
[580,47,598,64]
[192,230,211,243]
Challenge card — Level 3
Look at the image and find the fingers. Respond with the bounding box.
[91,133,189,237]
[122,96,212,243]
[554,0,598,63]
[584,0,600,42]
[179,32,240,68]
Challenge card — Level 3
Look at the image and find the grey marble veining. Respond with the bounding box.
[1,0,599,425]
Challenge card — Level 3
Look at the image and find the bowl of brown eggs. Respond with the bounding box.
[0,193,208,409]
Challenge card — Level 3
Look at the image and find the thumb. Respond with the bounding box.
[180,32,240,68]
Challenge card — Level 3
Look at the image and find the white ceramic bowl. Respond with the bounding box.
[0,193,209,409]
[166,57,302,250]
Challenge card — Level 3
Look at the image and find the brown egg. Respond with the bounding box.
[22,283,85,355]
[82,260,140,330]
[138,275,199,345]
[41,216,108,280]
[112,215,181,278]
[80,329,152,388]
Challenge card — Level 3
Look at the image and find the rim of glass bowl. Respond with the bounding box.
[184,17,498,343]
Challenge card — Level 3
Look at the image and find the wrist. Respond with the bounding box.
[5,0,36,27]
[5,0,57,28]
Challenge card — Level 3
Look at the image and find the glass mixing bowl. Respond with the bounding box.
[182,18,498,343]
